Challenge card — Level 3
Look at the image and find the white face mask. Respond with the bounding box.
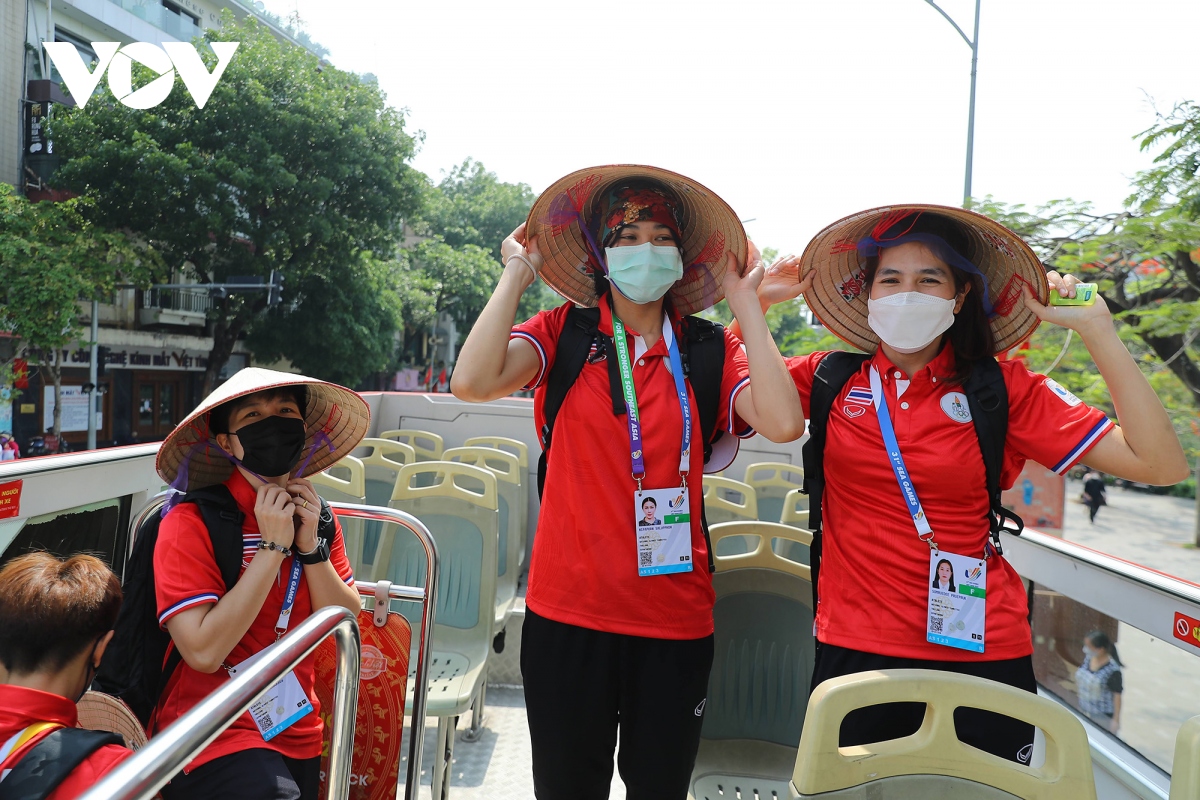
[867,291,957,354]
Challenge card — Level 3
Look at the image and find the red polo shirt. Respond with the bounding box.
[789,347,1112,661]
[513,301,753,639]
[0,685,130,797]
[154,471,355,772]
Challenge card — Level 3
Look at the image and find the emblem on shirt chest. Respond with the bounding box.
[843,385,871,418]
[940,392,972,423]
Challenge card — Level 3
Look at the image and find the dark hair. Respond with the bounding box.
[642,497,657,508]
[864,213,994,386]
[933,558,956,590]
[1086,630,1122,666]
[0,552,122,674]
[209,386,308,435]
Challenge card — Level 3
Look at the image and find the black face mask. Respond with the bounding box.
[231,415,308,477]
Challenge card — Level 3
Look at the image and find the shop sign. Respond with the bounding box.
[44,386,102,433]
[28,346,209,372]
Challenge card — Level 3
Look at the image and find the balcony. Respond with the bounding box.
[107,0,203,41]
[138,288,211,328]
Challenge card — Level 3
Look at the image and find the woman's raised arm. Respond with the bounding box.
[1024,273,1189,485]
[451,224,543,402]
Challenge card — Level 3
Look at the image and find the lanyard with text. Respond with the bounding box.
[871,366,988,652]
[275,557,303,640]
[610,313,692,488]
[869,367,937,549]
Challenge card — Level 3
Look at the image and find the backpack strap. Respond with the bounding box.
[157,484,246,712]
[536,306,623,499]
[962,358,1024,555]
[0,728,122,800]
[801,351,871,612]
[679,315,726,574]
[185,484,246,591]
[678,315,726,466]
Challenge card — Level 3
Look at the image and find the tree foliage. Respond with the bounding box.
[49,12,423,390]
[415,159,556,324]
[0,185,160,432]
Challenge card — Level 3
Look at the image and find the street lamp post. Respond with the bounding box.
[924,0,981,206]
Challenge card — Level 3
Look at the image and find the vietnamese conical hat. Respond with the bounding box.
[526,165,747,316]
[156,367,370,492]
[799,204,1049,355]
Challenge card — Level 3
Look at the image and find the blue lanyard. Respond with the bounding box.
[274,557,303,640]
[610,314,692,487]
[869,367,936,549]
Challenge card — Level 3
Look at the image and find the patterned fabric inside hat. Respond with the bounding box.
[591,181,684,260]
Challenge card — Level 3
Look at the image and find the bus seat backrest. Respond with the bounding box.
[792,669,1098,800]
[704,522,815,748]
[379,429,444,461]
[1171,715,1200,800]
[385,462,498,633]
[743,462,804,523]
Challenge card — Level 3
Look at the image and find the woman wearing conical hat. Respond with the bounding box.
[152,368,368,800]
[740,205,1185,762]
[453,165,803,799]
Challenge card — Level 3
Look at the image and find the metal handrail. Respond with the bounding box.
[330,504,439,800]
[77,606,360,800]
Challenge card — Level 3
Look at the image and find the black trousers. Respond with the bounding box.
[812,642,1038,765]
[161,749,320,800]
[520,608,714,800]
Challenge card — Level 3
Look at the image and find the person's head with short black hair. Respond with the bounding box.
[0,552,122,699]
[208,386,308,436]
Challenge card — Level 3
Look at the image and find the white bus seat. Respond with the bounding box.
[383,461,498,790]
[703,476,758,523]
[378,428,444,461]
[691,522,816,800]
[775,489,812,565]
[743,462,804,524]
[463,435,531,566]
[443,446,521,638]
[354,439,417,579]
[791,669,1097,800]
[309,456,370,576]
[1170,715,1200,800]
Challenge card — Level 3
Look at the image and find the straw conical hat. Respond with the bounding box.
[526,165,747,316]
[799,204,1049,354]
[156,367,370,492]
[77,691,148,749]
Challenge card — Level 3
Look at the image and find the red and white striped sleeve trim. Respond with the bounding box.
[158,593,219,627]
[728,377,755,438]
[510,331,547,389]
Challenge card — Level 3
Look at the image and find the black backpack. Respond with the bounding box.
[93,484,245,727]
[801,352,1024,609]
[0,728,123,800]
[536,305,727,570]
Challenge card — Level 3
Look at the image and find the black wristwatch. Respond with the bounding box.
[297,537,331,565]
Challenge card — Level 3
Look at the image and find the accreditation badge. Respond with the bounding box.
[633,487,693,576]
[926,550,987,653]
[229,647,314,741]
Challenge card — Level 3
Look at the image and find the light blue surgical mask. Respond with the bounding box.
[604,242,684,304]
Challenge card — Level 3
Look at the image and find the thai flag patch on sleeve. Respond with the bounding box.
[846,386,873,406]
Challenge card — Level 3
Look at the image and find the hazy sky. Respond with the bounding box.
[260,0,1198,257]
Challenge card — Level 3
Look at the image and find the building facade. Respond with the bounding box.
[0,0,318,450]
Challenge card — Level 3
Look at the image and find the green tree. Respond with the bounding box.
[0,186,159,434]
[49,13,423,391]
[416,159,556,322]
